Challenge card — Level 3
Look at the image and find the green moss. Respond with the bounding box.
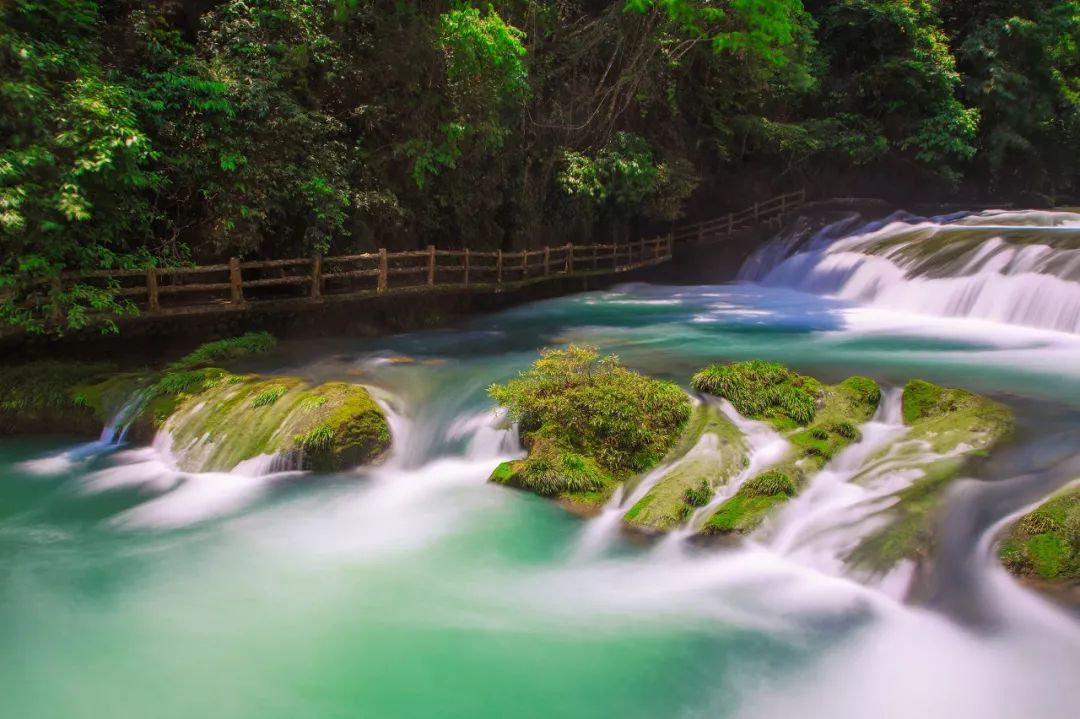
[998,485,1080,583]
[487,346,690,511]
[170,332,277,370]
[703,493,791,535]
[292,382,391,472]
[698,375,880,537]
[623,402,747,532]
[847,382,1013,574]
[251,384,289,408]
[901,379,946,424]
[154,377,389,473]
[490,437,613,495]
[490,461,518,485]
[691,360,822,429]
[0,360,126,436]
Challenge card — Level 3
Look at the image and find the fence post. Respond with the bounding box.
[543,246,550,277]
[146,267,160,312]
[427,245,436,287]
[754,201,760,220]
[697,223,704,244]
[310,253,322,300]
[496,249,503,287]
[521,250,528,280]
[464,248,470,286]
[377,248,388,293]
[593,244,599,270]
[728,213,734,234]
[229,257,244,304]
[565,243,573,274]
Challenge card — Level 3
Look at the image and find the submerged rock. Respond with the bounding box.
[487,346,691,513]
[844,379,1013,574]
[999,483,1080,597]
[696,365,881,536]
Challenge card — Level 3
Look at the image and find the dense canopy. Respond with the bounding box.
[3,0,1079,331]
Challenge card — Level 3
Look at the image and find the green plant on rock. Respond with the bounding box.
[683,481,713,508]
[999,484,1080,583]
[250,384,288,408]
[294,424,336,453]
[170,332,277,370]
[489,345,690,474]
[691,360,820,428]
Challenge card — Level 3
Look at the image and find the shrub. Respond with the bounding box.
[691,360,818,425]
[739,469,797,497]
[250,384,288,408]
[170,332,277,370]
[488,345,690,473]
[684,481,713,508]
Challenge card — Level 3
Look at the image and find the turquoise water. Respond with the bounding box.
[3,279,1080,718]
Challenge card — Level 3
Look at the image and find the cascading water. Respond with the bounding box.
[4,209,1080,718]
[745,209,1080,334]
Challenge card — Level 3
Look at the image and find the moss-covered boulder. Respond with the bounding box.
[623,402,747,532]
[999,485,1080,591]
[845,379,1013,573]
[488,345,691,513]
[695,364,881,536]
[0,333,390,474]
[142,368,390,473]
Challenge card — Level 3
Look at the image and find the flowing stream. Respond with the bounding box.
[3,210,1080,718]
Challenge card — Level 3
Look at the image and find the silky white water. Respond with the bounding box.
[747,210,1080,333]
[3,212,1080,718]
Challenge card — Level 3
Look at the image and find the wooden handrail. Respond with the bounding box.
[674,189,805,245]
[40,192,792,323]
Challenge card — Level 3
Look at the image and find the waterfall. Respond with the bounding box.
[746,210,1080,334]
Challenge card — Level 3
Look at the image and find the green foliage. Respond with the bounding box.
[739,469,798,498]
[294,423,336,453]
[298,395,329,412]
[0,0,159,332]
[999,485,1080,582]
[170,332,277,370]
[624,0,811,68]
[815,0,978,177]
[683,481,712,508]
[489,345,691,473]
[691,360,819,427]
[6,0,1080,336]
[251,384,289,408]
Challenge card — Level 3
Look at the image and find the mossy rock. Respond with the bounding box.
[701,468,802,535]
[999,484,1080,586]
[690,360,824,431]
[845,380,1013,574]
[0,360,146,437]
[699,372,881,537]
[624,402,747,532]
[154,375,390,473]
[487,346,690,514]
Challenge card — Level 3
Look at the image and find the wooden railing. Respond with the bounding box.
[672,189,806,245]
[29,192,803,324]
[48,236,675,318]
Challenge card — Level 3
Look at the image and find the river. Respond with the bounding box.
[3,209,1080,718]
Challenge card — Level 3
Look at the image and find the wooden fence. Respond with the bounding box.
[49,236,675,318]
[672,189,806,245]
[31,190,804,323]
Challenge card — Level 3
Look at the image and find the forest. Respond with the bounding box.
[2,0,1080,331]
